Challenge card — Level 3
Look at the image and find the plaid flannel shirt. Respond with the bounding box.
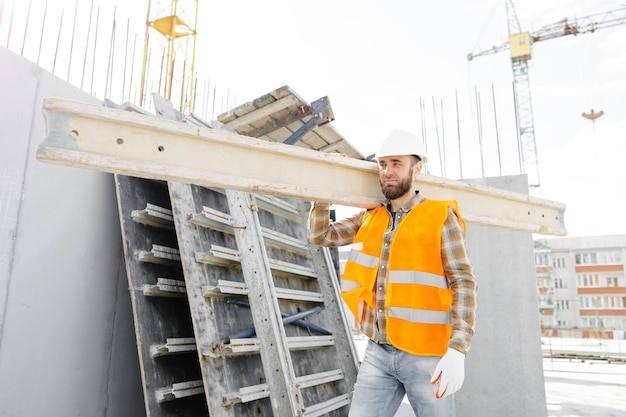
[307,192,477,355]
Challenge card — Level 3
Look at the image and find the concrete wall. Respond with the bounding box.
[458,175,547,417]
[0,47,145,417]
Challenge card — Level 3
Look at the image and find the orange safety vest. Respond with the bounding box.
[341,199,465,356]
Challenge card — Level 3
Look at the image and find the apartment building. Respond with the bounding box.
[535,235,626,339]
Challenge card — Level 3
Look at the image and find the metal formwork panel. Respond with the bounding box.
[168,182,359,416]
[115,175,208,417]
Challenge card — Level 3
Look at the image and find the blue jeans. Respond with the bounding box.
[348,340,456,417]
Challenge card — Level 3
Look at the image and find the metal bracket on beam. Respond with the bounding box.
[283,96,334,145]
[253,105,311,138]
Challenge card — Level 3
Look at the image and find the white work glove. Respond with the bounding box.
[430,347,465,399]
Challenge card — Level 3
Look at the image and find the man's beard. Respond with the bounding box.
[380,174,413,200]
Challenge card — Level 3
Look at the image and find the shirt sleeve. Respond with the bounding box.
[441,207,478,355]
[306,202,363,248]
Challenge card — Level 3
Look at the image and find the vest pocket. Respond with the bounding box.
[437,287,453,307]
[341,287,371,319]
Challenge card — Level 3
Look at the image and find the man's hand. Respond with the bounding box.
[430,347,465,399]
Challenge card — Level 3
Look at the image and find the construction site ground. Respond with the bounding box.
[351,338,626,417]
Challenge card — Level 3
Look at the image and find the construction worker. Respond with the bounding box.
[307,129,477,417]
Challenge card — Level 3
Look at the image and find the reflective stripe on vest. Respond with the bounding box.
[347,249,379,269]
[341,242,381,309]
[341,280,361,292]
[388,306,452,325]
[388,270,449,289]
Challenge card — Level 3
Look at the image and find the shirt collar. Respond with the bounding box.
[386,191,424,213]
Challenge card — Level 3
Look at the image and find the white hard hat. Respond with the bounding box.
[375,129,428,163]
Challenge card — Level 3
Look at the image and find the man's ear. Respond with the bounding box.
[413,160,423,176]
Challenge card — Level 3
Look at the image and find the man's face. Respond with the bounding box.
[377,155,421,200]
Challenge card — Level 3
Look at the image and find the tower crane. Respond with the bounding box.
[139,0,199,114]
[467,0,626,190]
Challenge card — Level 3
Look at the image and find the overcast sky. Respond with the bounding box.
[2,0,625,237]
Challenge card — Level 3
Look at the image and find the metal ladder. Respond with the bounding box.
[114,100,359,416]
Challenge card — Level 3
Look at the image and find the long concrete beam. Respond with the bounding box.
[36,98,566,236]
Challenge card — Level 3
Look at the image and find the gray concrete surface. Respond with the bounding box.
[393,358,626,417]
[543,358,626,417]
[459,175,549,417]
[0,47,145,416]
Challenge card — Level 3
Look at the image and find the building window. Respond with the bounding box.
[552,257,565,268]
[601,296,623,309]
[607,296,617,308]
[579,296,599,309]
[536,254,550,266]
[577,273,600,288]
[554,278,567,289]
[575,250,622,265]
[537,277,552,288]
[582,317,605,328]
[580,295,624,309]
[598,251,623,265]
[556,300,570,310]
[583,318,624,329]
[575,252,597,265]
[607,277,619,287]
